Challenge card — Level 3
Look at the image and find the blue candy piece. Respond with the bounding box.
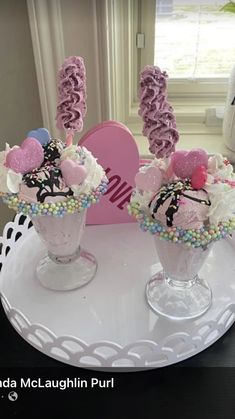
[27,128,51,146]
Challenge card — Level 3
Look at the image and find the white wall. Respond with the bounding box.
[0,0,107,232]
[27,0,105,139]
[0,0,42,231]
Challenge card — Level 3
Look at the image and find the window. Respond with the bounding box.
[140,0,235,134]
[102,0,234,141]
[154,0,235,78]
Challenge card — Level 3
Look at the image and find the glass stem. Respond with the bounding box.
[166,274,198,289]
[48,247,80,264]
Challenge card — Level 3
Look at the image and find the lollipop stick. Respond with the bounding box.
[66,133,74,147]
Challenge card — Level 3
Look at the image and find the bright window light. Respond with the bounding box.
[154,0,235,78]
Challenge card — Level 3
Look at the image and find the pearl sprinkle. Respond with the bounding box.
[2,178,108,218]
[128,202,235,249]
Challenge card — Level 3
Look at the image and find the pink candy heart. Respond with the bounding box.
[135,166,163,192]
[191,165,207,190]
[60,159,87,187]
[171,149,208,179]
[6,138,44,174]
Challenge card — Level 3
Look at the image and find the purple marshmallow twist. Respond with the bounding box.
[138,65,179,159]
[56,56,87,133]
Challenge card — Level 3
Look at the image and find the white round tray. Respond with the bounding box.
[1,214,235,370]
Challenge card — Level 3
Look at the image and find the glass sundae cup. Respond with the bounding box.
[0,56,108,291]
[31,210,98,291]
[1,138,108,291]
[146,237,212,320]
[132,64,235,320]
[129,158,235,320]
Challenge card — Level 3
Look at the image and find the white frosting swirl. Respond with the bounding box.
[205,182,235,225]
[208,153,233,180]
[60,144,81,162]
[131,189,153,211]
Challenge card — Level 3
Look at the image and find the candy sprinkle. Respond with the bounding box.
[128,202,235,249]
[2,178,108,218]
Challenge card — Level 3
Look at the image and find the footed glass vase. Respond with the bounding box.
[146,237,213,320]
[31,210,97,291]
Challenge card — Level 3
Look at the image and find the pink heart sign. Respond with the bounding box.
[171,149,208,179]
[60,159,87,187]
[6,138,44,174]
[79,121,140,224]
[135,167,162,192]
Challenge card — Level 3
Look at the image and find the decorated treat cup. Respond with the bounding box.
[31,209,98,291]
[131,64,235,320]
[146,237,213,320]
[1,137,108,291]
[130,167,235,320]
[129,170,235,320]
[0,56,109,291]
[2,159,108,291]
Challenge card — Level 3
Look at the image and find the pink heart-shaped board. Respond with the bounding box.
[171,149,208,179]
[79,121,140,224]
[60,159,87,187]
[5,138,44,174]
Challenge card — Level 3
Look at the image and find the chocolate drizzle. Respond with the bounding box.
[23,166,73,203]
[43,139,64,166]
[149,180,211,227]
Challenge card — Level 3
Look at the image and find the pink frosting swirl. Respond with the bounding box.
[139,65,179,158]
[56,56,87,133]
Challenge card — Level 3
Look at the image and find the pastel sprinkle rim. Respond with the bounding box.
[2,178,108,218]
[128,201,235,248]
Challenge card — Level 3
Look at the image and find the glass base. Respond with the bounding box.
[146,268,212,320]
[36,247,97,291]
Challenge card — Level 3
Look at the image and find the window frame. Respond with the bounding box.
[99,0,229,137]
